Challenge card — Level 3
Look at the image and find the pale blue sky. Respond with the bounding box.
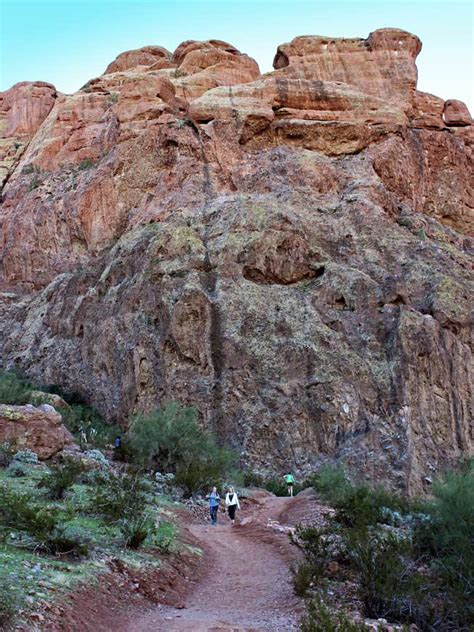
[1,0,473,111]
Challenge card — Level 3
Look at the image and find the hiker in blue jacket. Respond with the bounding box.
[207,486,220,525]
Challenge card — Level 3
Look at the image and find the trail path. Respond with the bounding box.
[122,491,323,632]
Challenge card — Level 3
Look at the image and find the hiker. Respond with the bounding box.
[113,435,122,461]
[284,473,295,497]
[225,486,241,525]
[208,486,220,525]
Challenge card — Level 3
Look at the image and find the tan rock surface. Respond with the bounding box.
[0,404,74,459]
[273,28,421,108]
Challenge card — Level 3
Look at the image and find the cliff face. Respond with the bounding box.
[0,29,472,493]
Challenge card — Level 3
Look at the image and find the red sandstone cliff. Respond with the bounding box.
[0,29,472,493]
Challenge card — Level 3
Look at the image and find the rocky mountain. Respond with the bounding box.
[0,29,472,493]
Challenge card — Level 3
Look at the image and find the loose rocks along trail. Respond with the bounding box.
[120,491,324,632]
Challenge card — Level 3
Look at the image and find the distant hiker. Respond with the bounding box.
[208,486,220,525]
[113,435,122,460]
[284,473,295,497]
[225,486,241,525]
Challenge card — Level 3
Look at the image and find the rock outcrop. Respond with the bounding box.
[0,404,74,459]
[0,28,472,493]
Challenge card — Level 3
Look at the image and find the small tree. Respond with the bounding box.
[128,402,235,494]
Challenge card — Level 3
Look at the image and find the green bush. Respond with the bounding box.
[0,483,89,557]
[128,402,235,494]
[0,370,32,405]
[296,464,473,630]
[300,598,367,631]
[291,525,340,574]
[311,466,410,528]
[89,471,151,521]
[154,521,176,553]
[0,484,58,539]
[46,524,90,557]
[309,465,350,504]
[119,513,156,549]
[39,458,86,500]
[7,461,30,477]
[413,464,474,629]
[292,562,316,598]
[13,449,39,464]
[347,528,418,620]
[78,158,95,170]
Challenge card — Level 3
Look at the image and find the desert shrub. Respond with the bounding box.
[347,528,419,620]
[39,458,86,500]
[0,370,32,404]
[311,466,410,528]
[84,449,109,468]
[0,483,58,540]
[300,598,367,631]
[78,158,95,170]
[154,521,176,553]
[45,524,90,557]
[334,485,409,529]
[292,562,316,598]
[310,465,350,504]
[291,525,341,575]
[7,461,30,477]
[128,402,235,494]
[297,464,473,630]
[119,513,156,549]
[413,464,474,629]
[89,471,151,521]
[12,448,39,464]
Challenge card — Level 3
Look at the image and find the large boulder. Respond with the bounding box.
[0,404,74,459]
[443,99,472,126]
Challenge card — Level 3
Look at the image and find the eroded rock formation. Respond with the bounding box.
[0,29,472,493]
[0,404,74,459]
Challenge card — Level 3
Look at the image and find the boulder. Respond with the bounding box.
[443,99,472,126]
[0,404,74,459]
[272,28,421,107]
[104,45,172,74]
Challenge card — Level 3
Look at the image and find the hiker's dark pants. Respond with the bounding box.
[228,504,237,521]
[210,505,218,524]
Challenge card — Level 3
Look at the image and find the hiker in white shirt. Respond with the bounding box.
[225,486,241,525]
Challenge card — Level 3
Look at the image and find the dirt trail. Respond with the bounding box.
[120,491,322,632]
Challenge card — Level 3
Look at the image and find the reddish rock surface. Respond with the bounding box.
[443,99,472,126]
[0,29,472,493]
[105,45,172,74]
[0,404,74,459]
[0,81,57,185]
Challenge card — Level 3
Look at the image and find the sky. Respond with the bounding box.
[1,0,473,111]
